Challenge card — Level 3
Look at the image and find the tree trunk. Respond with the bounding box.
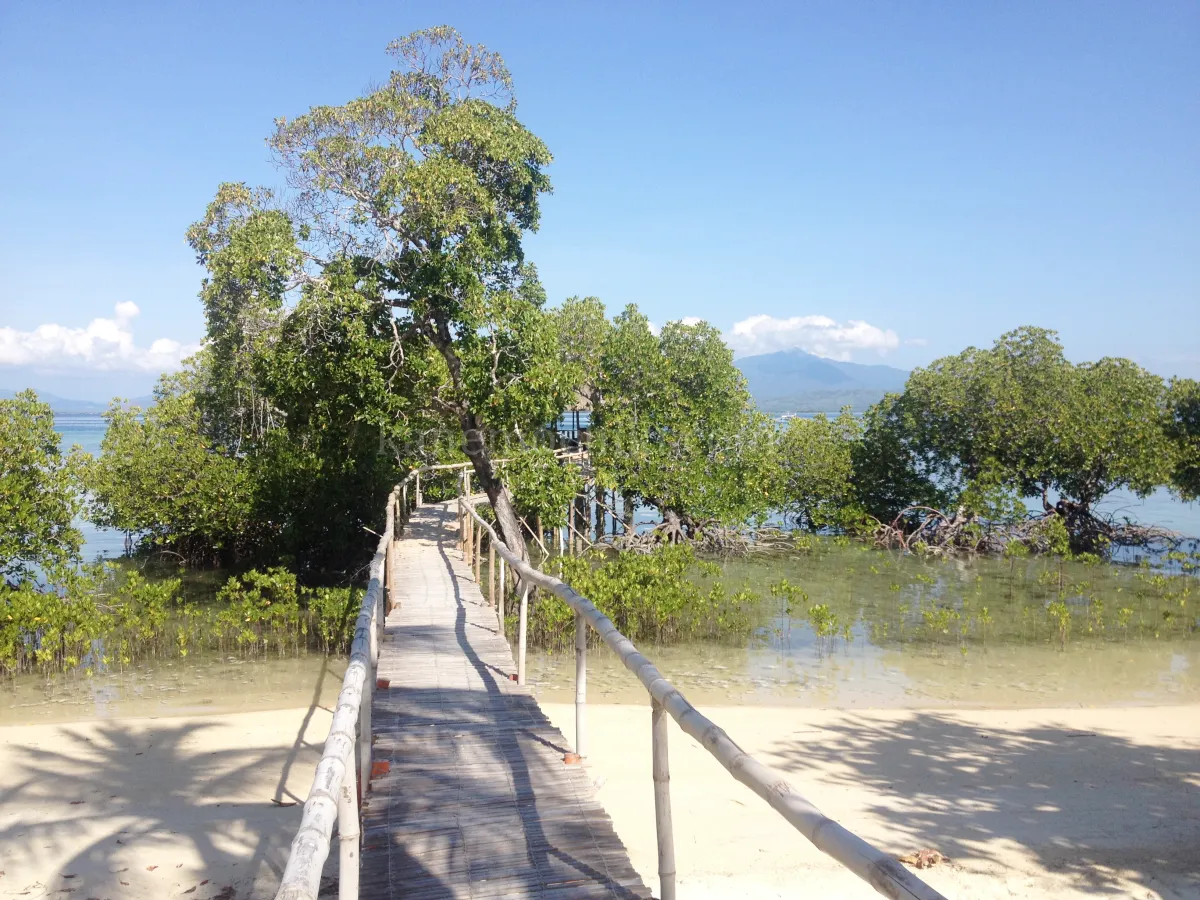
[423,316,529,564]
[662,508,685,544]
[573,491,587,553]
[459,411,528,564]
[622,493,635,534]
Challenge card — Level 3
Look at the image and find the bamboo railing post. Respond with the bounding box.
[517,585,529,685]
[497,557,506,636]
[488,540,496,607]
[359,616,375,795]
[384,540,393,616]
[415,472,421,505]
[575,610,587,758]
[338,743,360,900]
[472,513,482,582]
[651,699,676,900]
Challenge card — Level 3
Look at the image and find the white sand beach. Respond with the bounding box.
[0,703,1197,899]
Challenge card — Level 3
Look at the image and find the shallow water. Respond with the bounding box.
[524,540,1199,709]
[0,651,346,726]
[56,414,128,561]
[27,414,1200,722]
[525,636,1198,709]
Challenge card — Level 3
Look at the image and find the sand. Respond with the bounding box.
[0,706,331,899]
[541,703,1200,900]
[540,710,1200,897]
[1,703,1197,899]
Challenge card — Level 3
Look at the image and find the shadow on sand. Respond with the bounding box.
[769,711,1200,896]
[0,657,343,899]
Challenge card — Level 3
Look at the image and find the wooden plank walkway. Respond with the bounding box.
[361,501,652,900]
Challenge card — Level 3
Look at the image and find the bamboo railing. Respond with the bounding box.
[274,483,398,900]
[273,454,585,900]
[457,493,949,900]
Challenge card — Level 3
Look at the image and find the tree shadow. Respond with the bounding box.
[0,661,341,899]
[767,712,1200,896]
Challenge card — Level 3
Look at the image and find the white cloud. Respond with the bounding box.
[727,314,900,360]
[648,316,705,335]
[0,303,200,373]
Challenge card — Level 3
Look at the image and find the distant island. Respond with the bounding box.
[0,389,155,414]
[734,348,908,413]
[7,350,908,417]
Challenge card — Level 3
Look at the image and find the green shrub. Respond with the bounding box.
[1,563,364,676]
[523,545,763,646]
[306,586,360,653]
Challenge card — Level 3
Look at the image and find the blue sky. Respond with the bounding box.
[1,1,1196,400]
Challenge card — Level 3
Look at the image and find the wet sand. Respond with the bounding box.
[542,703,1200,899]
[1,702,1196,898]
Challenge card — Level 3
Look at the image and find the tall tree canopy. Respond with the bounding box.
[857,327,1174,549]
[88,378,256,565]
[1167,377,1200,501]
[552,295,611,408]
[589,305,775,540]
[181,27,573,559]
[775,409,864,531]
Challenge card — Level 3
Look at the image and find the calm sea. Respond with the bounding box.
[57,415,127,560]
[58,413,1200,560]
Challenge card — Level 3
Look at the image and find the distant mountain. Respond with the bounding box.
[1,389,155,414]
[735,349,909,413]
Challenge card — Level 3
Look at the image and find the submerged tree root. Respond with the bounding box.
[871,504,1189,558]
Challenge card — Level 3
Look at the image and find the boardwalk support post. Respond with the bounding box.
[498,557,506,636]
[338,743,360,900]
[488,540,496,607]
[358,625,374,796]
[652,699,676,900]
[517,584,529,686]
[473,524,482,582]
[575,610,587,758]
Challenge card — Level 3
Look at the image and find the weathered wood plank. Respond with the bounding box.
[360,501,651,900]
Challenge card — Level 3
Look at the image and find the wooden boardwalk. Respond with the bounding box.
[361,501,652,899]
